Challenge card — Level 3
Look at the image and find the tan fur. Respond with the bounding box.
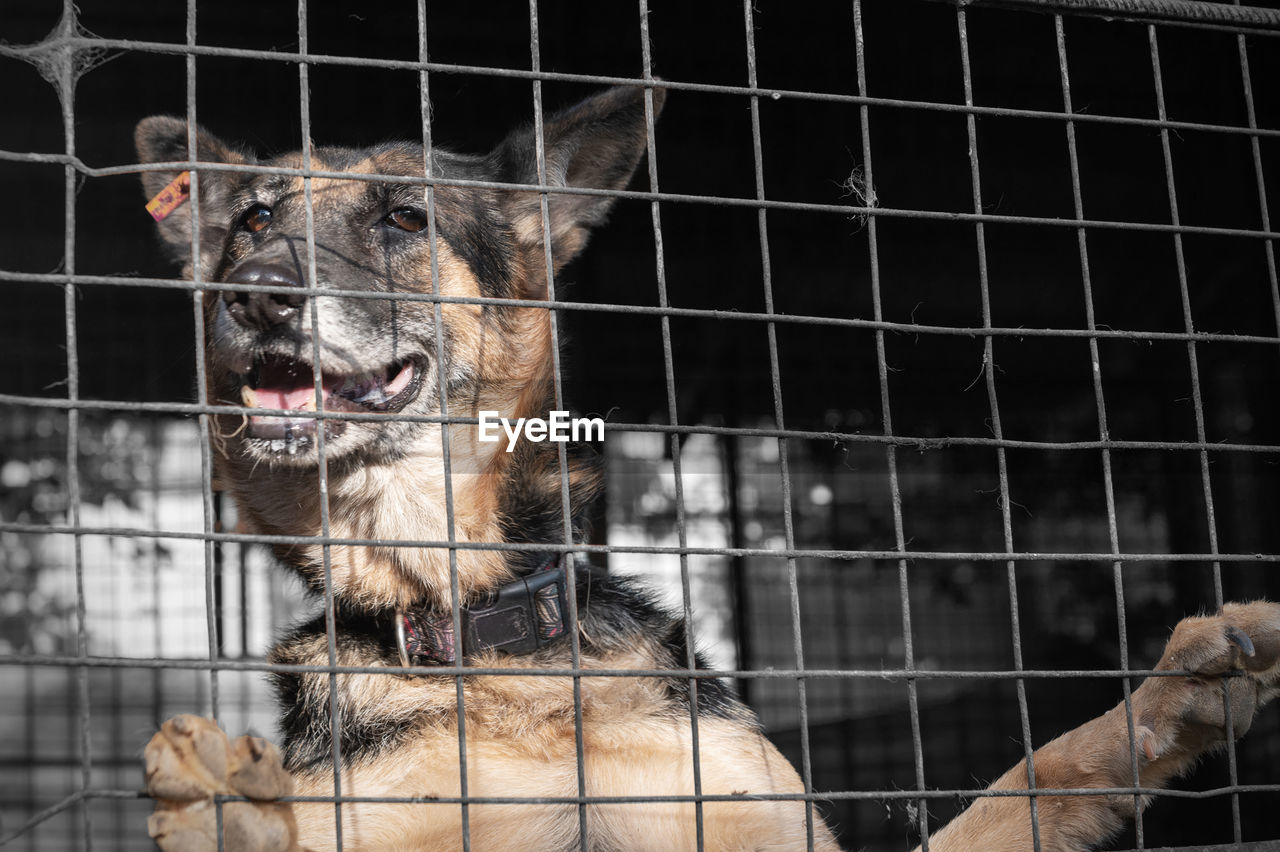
[145,716,302,852]
[286,719,837,852]
[287,691,838,851]
[924,601,1280,851]
[508,203,589,275]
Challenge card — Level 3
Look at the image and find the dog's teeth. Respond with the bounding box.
[241,386,258,408]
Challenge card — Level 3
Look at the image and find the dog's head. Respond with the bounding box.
[136,86,662,470]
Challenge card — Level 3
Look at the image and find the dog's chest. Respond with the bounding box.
[288,709,731,852]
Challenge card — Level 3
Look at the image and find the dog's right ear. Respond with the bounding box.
[493,85,664,289]
[135,116,254,280]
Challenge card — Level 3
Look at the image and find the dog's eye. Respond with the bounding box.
[240,204,273,233]
[385,208,428,233]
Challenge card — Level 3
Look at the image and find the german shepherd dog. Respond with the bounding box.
[135,86,1280,851]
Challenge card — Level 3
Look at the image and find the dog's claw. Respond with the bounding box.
[145,715,301,852]
[1136,601,1280,756]
[1225,624,1256,658]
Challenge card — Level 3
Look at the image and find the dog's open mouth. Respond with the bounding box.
[239,354,422,444]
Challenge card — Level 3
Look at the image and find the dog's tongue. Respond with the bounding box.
[251,359,320,411]
[253,386,319,411]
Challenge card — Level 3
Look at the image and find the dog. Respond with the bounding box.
[135,85,1280,851]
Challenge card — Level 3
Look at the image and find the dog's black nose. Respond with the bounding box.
[222,261,307,330]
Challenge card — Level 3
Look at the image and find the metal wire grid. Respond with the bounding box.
[0,0,1278,849]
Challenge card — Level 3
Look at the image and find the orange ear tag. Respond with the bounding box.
[145,171,191,222]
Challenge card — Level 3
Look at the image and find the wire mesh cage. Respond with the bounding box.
[2,0,1279,850]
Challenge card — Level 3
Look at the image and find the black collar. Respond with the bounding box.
[395,555,606,667]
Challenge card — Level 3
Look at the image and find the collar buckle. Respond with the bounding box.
[394,555,602,669]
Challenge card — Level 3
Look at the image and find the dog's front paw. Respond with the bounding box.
[145,714,302,852]
[1134,601,1280,762]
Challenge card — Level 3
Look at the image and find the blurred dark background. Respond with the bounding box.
[2,1,1279,849]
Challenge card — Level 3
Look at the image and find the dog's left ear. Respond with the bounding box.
[135,116,255,281]
[494,85,664,285]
